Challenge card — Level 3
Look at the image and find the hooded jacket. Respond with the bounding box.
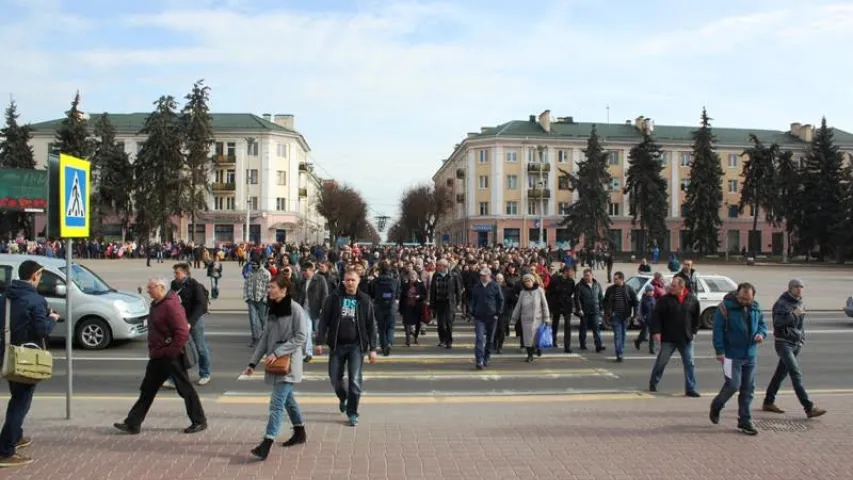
[713,292,767,360]
[0,280,54,354]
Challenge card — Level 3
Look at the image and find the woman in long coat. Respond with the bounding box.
[398,269,428,346]
[511,273,551,362]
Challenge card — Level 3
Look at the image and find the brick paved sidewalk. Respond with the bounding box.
[5,391,851,480]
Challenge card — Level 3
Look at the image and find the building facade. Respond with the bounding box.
[29,112,328,245]
[433,110,853,254]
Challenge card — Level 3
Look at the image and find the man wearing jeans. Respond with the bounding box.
[165,263,212,387]
[649,277,701,397]
[574,269,605,353]
[369,263,399,356]
[243,261,271,348]
[315,270,377,427]
[468,268,504,370]
[603,271,637,362]
[761,279,827,419]
[709,283,766,435]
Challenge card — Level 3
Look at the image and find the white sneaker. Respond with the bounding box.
[162,379,176,389]
[197,376,210,386]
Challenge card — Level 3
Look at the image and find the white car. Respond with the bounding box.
[625,273,739,329]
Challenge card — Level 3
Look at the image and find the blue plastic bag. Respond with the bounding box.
[536,323,554,349]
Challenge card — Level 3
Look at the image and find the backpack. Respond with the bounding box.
[375,278,396,306]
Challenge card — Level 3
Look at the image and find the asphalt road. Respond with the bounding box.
[41,311,853,400]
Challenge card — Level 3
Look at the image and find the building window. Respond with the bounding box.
[276,198,287,211]
[506,151,517,163]
[728,154,738,168]
[478,202,489,215]
[527,149,535,163]
[506,175,518,190]
[680,152,691,167]
[136,143,144,154]
[214,197,224,210]
[680,179,691,191]
[503,228,520,247]
[277,171,286,185]
[527,201,537,216]
[728,179,738,193]
[558,176,570,190]
[680,203,688,217]
[660,151,670,166]
[505,201,518,215]
[558,149,570,163]
[247,141,258,156]
[478,175,489,189]
[214,142,224,155]
[246,169,259,184]
[609,179,621,191]
[277,144,287,157]
[728,205,739,218]
[608,151,620,166]
[608,202,620,216]
[249,196,259,210]
[558,202,570,215]
[479,150,488,163]
[226,142,236,157]
[226,197,235,210]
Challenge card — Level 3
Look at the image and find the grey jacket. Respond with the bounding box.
[249,300,309,384]
[772,291,805,345]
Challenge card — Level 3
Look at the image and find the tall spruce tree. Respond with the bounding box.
[773,149,802,260]
[134,96,186,243]
[557,125,612,249]
[0,100,37,237]
[92,113,134,241]
[180,80,214,245]
[55,91,94,159]
[797,118,849,261]
[624,130,668,252]
[683,108,723,254]
[738,135,778,256]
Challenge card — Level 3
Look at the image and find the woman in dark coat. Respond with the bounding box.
[398,269,428,346]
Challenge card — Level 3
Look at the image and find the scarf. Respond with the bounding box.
[268,295,293,317]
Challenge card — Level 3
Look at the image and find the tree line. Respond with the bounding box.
[0,85,381,246]
[562,108,853,261]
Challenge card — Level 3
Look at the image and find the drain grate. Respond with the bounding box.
[752,419,811,432]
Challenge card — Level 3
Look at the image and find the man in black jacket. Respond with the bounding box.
[166,263,211,387]
[368,263,399,357]
[547,266,576,352]
[315,270,378,427]
[648,276,701,397]
[603,271,638,362]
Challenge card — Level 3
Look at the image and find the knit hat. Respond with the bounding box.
[788,278,805,289]
[18,260,43,281]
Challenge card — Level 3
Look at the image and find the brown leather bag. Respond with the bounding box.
[264,355,292,375]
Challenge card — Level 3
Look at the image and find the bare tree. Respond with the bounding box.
[316,183,369,244]
[398,183,452,245]
[387,219,411,244]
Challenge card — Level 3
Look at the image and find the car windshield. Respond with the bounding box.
[703,277,738,293]
[59,264,114,295]
[625,276,648,293]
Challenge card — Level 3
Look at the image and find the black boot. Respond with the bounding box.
[282,426,307,447]
[251,438,274,460]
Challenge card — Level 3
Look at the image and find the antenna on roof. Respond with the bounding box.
[606,105,610,124]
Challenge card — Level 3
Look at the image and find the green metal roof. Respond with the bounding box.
[476,118,853,147]
[29,113,298,135]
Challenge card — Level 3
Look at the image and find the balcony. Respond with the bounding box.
[214,154,236,166]
[527,163,551,173]
[528,188,551,199]
[299,162,309,172]
[455,168,465,179]
[456,193,464,203]
[298,188,308,198]
[212,182,236,192]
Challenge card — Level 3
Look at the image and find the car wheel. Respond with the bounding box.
[75,317,113,350]
[701,308,716,330]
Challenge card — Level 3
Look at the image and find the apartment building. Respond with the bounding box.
[29,112,328,245]
[433,110,853,253]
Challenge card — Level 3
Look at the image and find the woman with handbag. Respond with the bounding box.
[398,269,427,346]
[511,273,551,363]
[244,273,309,461]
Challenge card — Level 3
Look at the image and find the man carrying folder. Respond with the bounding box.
[709,282,766,436]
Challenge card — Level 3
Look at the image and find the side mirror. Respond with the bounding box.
[55,285,67,297]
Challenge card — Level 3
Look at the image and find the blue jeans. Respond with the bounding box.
[474,316,498,366]
[264,382,304,439]
[191,317,211,378]
[0,381,36,457]
[328,344,364,417]
[764,343,813,411]
[650,341,697,393]
[375,306,396,349]
[208,277,219,298]
[611,313,627,357]
[711,357,756,424]
[247,301,268,344]
[304,315,314,356]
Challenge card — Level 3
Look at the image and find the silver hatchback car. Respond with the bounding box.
[0,254,149,349]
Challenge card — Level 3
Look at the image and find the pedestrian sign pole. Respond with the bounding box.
[57,153,91,420]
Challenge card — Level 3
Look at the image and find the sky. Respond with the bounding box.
[2,0,853,222]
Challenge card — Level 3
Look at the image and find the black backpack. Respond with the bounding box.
[374,278,396,305]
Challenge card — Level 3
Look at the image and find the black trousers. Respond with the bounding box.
[551,309,573,348]
[125,357,206,429]
[435,304,455,346]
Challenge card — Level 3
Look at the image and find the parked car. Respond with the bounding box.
[625,272,738,329]
[0,254,149,349]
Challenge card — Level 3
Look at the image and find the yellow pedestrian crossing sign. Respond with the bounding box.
[58,154,90,238]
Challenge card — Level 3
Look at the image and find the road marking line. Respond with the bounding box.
[49,353,584,362]
[607,355,719,361]
[203,328,853,338]
[236,368,618,381]
[215,392,653,404]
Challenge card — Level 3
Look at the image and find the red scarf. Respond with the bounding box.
[676,289,688,304]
